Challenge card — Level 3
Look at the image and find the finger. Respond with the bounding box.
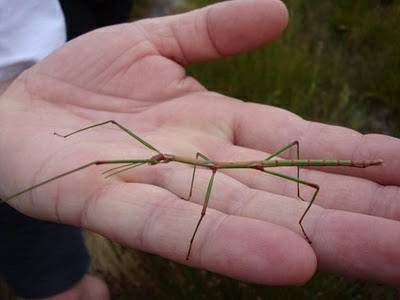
[72,181,316,285]
[130,165,400,284]
[138,0,288,64]
[154,130,398,223]
[232,102,400,185]
[314,210,400,285]
[208,144,400,222]
[6,146,315,285]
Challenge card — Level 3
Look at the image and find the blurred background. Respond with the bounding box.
[1,0,399,298]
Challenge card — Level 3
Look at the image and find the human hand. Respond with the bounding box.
[0,0,399,286]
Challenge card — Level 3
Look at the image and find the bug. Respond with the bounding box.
[0,120,383,259]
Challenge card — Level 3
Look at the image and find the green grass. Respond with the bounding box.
[1,1,398,299]
[184,0,400,136]
[100,1,400,299]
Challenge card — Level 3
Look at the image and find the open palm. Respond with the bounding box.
[0,0,399,286]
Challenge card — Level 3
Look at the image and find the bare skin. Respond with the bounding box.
[0,0,399,287]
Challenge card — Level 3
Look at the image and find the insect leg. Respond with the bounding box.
[102,162,147,178]
[54,120,162,154]
[262,168,319,244]
[185,152,212,201]
[1,159,154,204]
[186,169,217,260]
[264,141,303,199]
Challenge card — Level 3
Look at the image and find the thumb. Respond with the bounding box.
[139,0,289,64]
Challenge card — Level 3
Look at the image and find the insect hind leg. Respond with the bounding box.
[262,168,319,244]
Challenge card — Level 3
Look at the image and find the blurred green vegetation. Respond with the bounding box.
[117,0,400,299]
[184,0,400,136]
[128,0,400,299]
[85,234,396,299]
[1,1,398,299]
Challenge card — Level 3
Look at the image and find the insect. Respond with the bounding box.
[0,120,383,260]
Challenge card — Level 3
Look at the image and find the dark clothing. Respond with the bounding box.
[0,204,90,298]
[59,0,134,40]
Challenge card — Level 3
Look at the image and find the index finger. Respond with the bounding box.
[232,102,399,185]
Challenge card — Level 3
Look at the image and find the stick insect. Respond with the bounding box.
[0,120,383,260]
